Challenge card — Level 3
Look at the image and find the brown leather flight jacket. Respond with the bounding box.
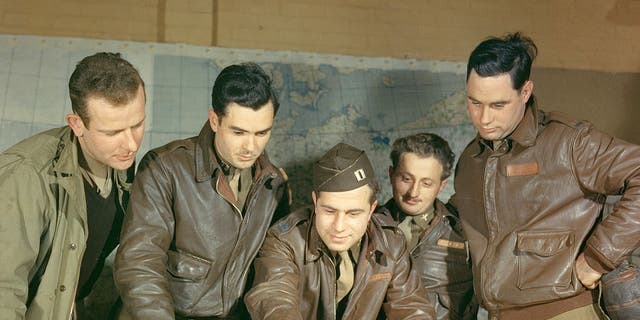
[450,103,640,319]
[114,123,289,319]
[245,207,435,320]
[380,199,477,320]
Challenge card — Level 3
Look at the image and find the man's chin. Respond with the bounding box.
[109,159,135,171]
[399,204,422,216]
[232,159,257,169]
[324,238,354,252]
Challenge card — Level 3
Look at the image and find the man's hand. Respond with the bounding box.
[576,253,602,290]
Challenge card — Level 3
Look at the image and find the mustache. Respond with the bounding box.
[401,195,420,202]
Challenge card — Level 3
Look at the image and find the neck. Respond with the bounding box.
[79,145,109,178]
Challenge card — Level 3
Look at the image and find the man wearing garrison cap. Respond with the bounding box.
[245,143,434,320]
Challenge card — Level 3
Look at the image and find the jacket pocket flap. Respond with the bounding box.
[167,250,211,280]
[517,231,573,257]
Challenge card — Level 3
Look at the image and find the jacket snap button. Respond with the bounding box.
[69,243,77,250]
[59,285,66,292]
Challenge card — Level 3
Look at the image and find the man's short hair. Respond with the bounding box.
[466,32,537,106]
[69,52,145,127]
[211,62,280,117]
[390,133,455,180]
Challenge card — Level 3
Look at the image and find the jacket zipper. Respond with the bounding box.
[481,153,500,313]
[215,178,242,216]
[243,174,272,215]
[218,173,274,313]
[329,255,337,320]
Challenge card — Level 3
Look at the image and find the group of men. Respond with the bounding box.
[1,32,638,320]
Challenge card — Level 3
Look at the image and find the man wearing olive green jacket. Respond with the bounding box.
[0,52,146,319]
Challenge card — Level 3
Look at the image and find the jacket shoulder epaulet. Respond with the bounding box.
[152,135,197,155]
[371,211,398,230]
[543,110,588,129]
[274,206,312,234]
[277,167,289,182]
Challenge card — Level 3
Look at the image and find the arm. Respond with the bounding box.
[244,229,303,320]
[383,234,436,320]
[572,125,640,276]
[114,152,176,319]
[0,158,48,320]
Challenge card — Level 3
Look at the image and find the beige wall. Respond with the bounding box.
[0,0,638,142]
[533,68,640,144]
[0,0,638,72]
[217,0,640,73]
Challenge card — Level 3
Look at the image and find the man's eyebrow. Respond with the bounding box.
[98,117,147,134]
[229,125,249,132]
[320,204,337,211]
[132,117,146,127]
[467,95,510,105]
[491,99,510,105]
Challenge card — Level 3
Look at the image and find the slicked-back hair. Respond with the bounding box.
[390,133,455,180]
[69,52,145,127]
[211,62,280,118]
[466,32,537,106]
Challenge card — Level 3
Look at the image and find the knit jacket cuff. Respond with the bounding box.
[582,245,615,274]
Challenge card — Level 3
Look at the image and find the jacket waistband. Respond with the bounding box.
[488,290,595,320]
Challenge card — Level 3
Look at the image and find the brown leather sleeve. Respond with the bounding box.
[244,228,304,320]
[114,151,176,319]
[573,124,640,272]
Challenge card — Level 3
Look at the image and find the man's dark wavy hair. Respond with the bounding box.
[467,32,537,106]
[211,62,280,117]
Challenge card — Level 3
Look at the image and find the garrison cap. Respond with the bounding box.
[313,143,376,192]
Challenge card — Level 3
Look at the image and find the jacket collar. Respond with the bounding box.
[51,127,80,177]
[471,101,540,157]
[195,121,220,182]
[49,127,129,183]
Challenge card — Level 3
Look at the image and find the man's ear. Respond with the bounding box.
[369,199,378,219]
[438,178,449,194]
[208,109,219,133]
[312,191,317,206]
[66,114,85,137]
[388,166,394,181]
[521,80,534,102]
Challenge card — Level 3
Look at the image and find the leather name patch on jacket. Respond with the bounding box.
[506,162,539,176]
[370,273,392,281]
[437,239,465,250]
